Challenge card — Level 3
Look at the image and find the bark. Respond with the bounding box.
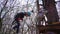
[42,0,59,24]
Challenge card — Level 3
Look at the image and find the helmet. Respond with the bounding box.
[27,12,31,16]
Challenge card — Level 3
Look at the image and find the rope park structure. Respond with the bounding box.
[0,0,60,34]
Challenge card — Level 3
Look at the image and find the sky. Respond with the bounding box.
[0,0,60,18]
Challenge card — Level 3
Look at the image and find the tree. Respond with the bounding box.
[0,0,8,18]
[0,0,15,31]
[42,0,59,24]
[0,0,8,31]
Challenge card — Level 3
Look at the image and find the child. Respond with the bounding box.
[13,12,31,33]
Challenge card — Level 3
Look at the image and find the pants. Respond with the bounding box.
[13,22,20,33]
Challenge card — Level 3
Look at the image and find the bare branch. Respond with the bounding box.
[0,0,8,18]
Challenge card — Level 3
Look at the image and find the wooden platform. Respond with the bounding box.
[37,22,60,33]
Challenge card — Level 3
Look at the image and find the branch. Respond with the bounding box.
[0,0,8,18]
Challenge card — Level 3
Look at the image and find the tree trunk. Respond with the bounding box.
[42,0,59,24]
[36,0,39,12]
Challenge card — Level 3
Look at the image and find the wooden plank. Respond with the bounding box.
[36,22,60,33]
